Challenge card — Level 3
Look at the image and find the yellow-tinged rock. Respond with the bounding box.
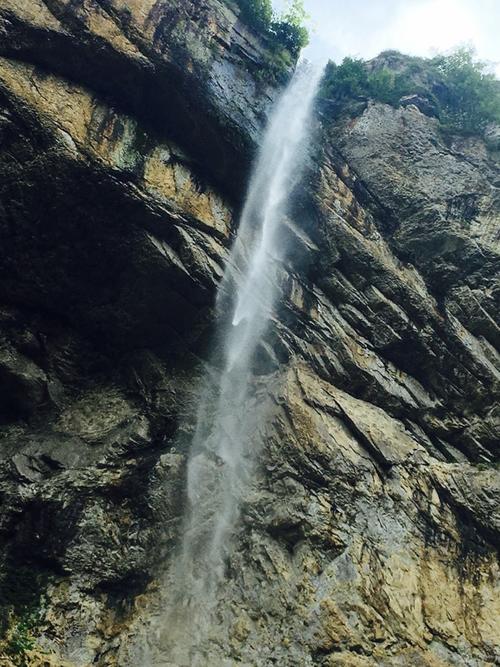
[0,57,232,236]
[0,0,63,31]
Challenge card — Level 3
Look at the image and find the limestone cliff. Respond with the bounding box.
[0,1,499,666]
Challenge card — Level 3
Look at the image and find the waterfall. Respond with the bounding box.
[160,63,323,664]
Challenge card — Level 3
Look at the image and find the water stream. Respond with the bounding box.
[161,63,323,664]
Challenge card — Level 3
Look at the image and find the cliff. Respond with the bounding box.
[0,1,499,666]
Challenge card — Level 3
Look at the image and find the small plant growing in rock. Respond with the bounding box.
[0,564,49,666]
[4,611,38,666]
[8,626,34,657]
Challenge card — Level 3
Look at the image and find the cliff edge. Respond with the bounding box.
[0,2,498,666]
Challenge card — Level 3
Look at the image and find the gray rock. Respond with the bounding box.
[399,93,438,117]
[0,341,50,416]
[0,3,498,667]
[484,123,500,151]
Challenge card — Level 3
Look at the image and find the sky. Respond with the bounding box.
[273,0,500,77]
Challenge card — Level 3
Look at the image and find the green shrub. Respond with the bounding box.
[0,564,50,665]
[226,0,309,63]
[270,0,309,57]
[234,0,273,31]
[430,47,500,134]
[5,611,38,666]
[319,48,500,136]
[255,47,294,85]
[320,57,422,106]
[320,58,368,100]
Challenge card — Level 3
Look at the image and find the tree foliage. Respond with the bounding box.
[320,58,368,100]
[320,48,500,136]
[431,48,500,133]
[271,0,309,57]
[235,0,273,31]
[228,0,309,58]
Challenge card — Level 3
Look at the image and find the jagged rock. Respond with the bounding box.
[484,123,500,151]
[0,0,281,199]
[0,1,498,666]
[399,93,438,117]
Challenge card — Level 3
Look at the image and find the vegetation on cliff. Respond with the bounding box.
[432,48,500,133]
[320,47,500,136]
[225,0,309,82]
[231,0,309,56]
[0,564,47,666]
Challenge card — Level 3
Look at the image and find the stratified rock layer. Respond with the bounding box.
[0,1,498,666]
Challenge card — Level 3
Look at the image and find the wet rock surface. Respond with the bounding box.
[0,1,499,665]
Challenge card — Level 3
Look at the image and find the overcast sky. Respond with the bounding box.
[273,0,500,76]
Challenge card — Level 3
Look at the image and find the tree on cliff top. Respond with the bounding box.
[229,0,309,57]
[320,47,500,136]
[271,0,309,57]
[431,47,500,134]
[236,0,272,31]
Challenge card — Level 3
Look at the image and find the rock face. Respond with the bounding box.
[0,2,499,666]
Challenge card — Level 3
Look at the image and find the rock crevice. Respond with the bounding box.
[0,1,498,665]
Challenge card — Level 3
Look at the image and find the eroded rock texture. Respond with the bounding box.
[0,1,498,666]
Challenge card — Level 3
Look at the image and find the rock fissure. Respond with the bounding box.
[0,2,499,665]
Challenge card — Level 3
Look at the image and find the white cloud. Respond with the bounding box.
[390,0,483,59]
[273,0,500,76]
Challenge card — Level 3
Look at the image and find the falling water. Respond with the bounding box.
[160,63,323,664]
